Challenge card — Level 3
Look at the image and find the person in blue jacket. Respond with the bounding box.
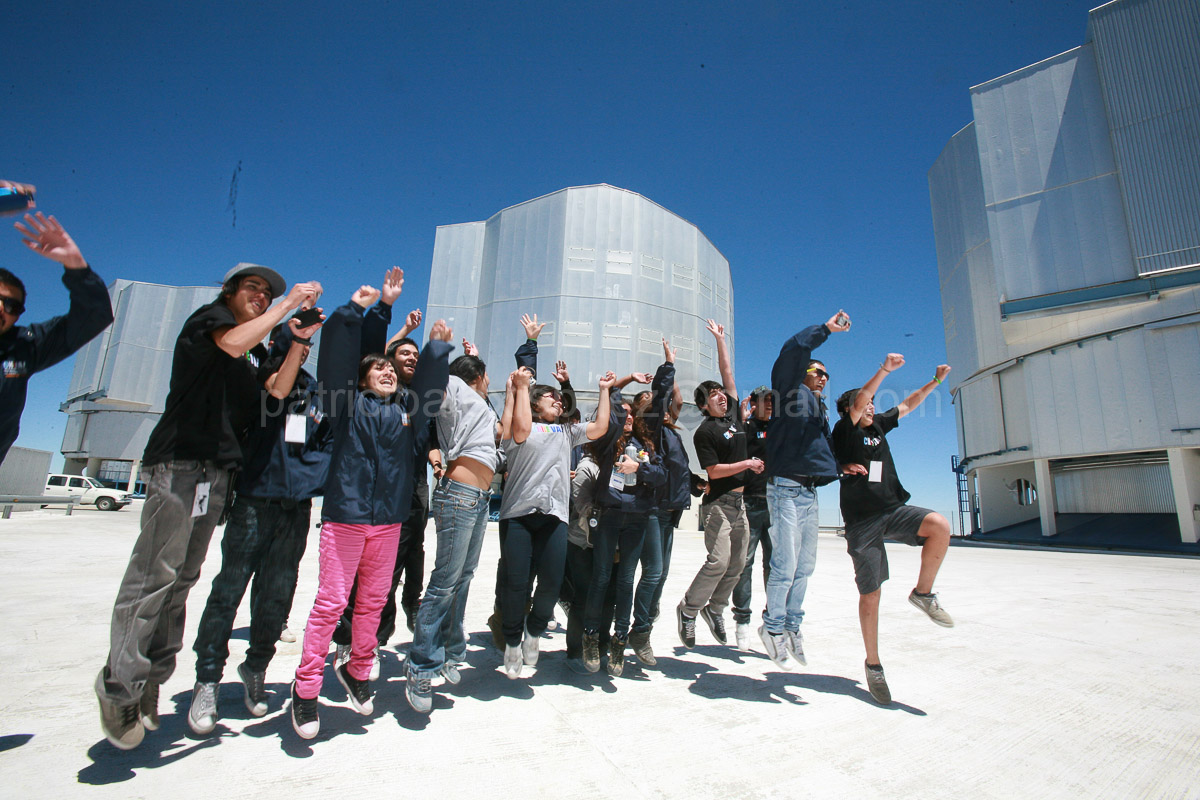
[759,310,851,671]
[289,282,452,739]
[1,209,113,463]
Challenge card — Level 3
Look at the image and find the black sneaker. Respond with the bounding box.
[139,680,160,731]
[582,632,602,673]
[403,604,418,633]
[676,602,696,648]
[336,663,374,715]
[237,663,269,717]
[699,605,727,645]
[290,682,320,738]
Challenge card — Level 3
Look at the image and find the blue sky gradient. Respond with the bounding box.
[5,0,1099,523]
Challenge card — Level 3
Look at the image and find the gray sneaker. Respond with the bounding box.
[865,662,892,705]
[139,680,160,731]
[440,662,462,686]
[757,625,794,671]
[187,681,218,735]
[369,646,382,682]
[406,667,433,714]
[607,636,627,678]
[237,663,268,717]
[629,629,656,666]
[785,630,807,667]
[335,643,351,667]
[522,626,540,666]
[96,672,144,751]
[908,590,955,627]
[504,644,523,679]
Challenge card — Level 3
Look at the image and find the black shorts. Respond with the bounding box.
[844,505,934,595]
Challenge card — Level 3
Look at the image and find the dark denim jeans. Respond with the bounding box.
[333,486,428,647]
[566,541,614,658]
[193,495,312,682]
[631,511,667,634]
[500,512,567,645]
[583,509,648,639]
[732,494,772,624]
[648,509,681,623]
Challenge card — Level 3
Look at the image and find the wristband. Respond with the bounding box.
[880,364,892,373]
[293,336,313,346]
[934,375,943,385]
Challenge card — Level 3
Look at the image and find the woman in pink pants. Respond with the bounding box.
[291,279,452,739]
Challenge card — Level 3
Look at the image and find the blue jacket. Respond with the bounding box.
[646,363,692,511]
[765,324,839,483]
[0,266,112,462]
[319,300,451,524]
[593,388,666,514]
[236,302,393,501]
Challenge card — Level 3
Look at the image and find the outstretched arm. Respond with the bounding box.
[705,319,735,396]
[849,353,905,425]
[265,312,325,399]
[898,364,952,418]
[585,371,616,440]
[510,369,533,444]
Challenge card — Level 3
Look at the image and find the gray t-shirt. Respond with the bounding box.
[500,421,591,523]
[437,376,502,473]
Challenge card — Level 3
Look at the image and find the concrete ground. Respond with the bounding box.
[2,502,1198,799]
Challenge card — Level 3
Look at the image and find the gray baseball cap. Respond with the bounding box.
[223,263,285,299]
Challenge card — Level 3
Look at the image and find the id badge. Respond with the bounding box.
[868,461,883,483]
[609,468,626,491]
[192,481,212,518]
[285,413,307,444]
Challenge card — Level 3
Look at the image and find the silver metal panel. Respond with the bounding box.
[1053,462,1175,513]
[971,44,1136,301]
[958,376,1004,457]
[997,363,1030,448]
[1090,0,1200,275]
[0,446,53,494]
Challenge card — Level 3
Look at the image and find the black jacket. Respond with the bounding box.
[592,388,666,514]
[765,324,838,483]
[0,266,112,462]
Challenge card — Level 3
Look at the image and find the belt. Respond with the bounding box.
[770,476,821,490]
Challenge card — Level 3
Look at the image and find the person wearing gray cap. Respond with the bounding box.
[94,262,320,751]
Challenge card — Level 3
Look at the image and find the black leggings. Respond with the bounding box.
[499,512,568,645]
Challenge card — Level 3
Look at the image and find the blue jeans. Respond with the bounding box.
[584,509,648,639]
[764,477,819,634]
[648,509,680,623]
[407,478,489,678]
[732,495,772,624]
[631,511,665,634]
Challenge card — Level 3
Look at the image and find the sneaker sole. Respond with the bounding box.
[237,665,269,717]
[908,595,955,627]
[335,668,374,715]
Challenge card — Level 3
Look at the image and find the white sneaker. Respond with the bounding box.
[334,643,351,667]
[369,646,382,682]
[735,622,751,652]
[187,681,218,735]
[504,644,523,679]
[278,627,297,643]
[522,628,540,666]
[785,630,807,667]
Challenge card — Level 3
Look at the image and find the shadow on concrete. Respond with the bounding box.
[785,673,927,714]
[0,734,33,752]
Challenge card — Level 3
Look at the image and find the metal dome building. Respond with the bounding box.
[425,184,735,439]
[929,0,1200,544]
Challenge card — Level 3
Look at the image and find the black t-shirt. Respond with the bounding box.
[693,391,747,502]
[744,414,769,497]
[831,407,911,524]
[143,301,271,468]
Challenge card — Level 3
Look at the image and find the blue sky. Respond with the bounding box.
[5,0,1098,524]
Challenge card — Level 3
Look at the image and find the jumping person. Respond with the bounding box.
[832,354,954,705]
[731,386,773,651]
[760,311,851,671]
[289,282,451,739]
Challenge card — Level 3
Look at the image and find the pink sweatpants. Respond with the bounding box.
[294,521,403,699]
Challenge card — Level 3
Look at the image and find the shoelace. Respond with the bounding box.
[684,618,696,635]
[121,703,140,727]
[194,685,216,717]
[414,675,431,694]
[295,696,318,722]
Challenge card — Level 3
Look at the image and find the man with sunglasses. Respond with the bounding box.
[1,208,113,464]
[760,311,850,670]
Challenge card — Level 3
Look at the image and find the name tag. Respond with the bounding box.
[868,461,883,483]
[285,414,307,443]
[191,482,212,518]
[609,468,626,491]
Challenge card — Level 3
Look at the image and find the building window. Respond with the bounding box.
[1010,479,1037,506]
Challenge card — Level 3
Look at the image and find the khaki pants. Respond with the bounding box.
[681,493,749,617]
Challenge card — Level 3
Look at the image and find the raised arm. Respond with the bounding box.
[213,280,322,358]
[585,371,616,441]
[898,364,952,418]
[770,311,848,395]
[849,353,905,425]
[264,311,325,399]
[515,313,542,376]
[317,298,366,421]
[552,360,577,416]
[705,319,735,396]
[408,319,455,432]
[510,368,533,444]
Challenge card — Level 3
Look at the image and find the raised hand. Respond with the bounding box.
[14,212,85,268]
[704,318,725,339]
[662,338,677,364]
[826,310,851,333]
[405,308,422,331]
[351,285,381,309]
[598,371,616,390]
[510,368,531,390]
[521,313,545,340]
[289,308,325,339]
[631,371,653,384]
[884,353,905,372]
[462,338,479,357]
[935,364,952,382]
[380,267,405,305]
[552,360,570,383]
[429,319,453,342]
[286,281,322,311]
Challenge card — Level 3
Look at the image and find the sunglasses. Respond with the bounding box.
[806,367,830,380]
[1,297,25,315]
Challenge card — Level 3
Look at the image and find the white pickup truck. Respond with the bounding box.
[44,474,133,511]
